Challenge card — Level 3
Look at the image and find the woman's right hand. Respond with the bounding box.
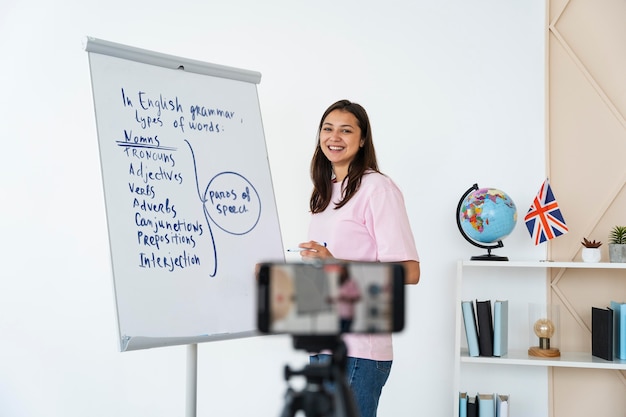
[297,241,333,261]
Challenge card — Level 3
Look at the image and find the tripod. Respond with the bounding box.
[279,336,359,417]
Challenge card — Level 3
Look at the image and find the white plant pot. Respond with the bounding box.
[582,247,601,263]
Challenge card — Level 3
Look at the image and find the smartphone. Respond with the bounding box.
[257,261,405,335]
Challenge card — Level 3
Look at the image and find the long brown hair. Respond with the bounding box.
[309,100,380,213]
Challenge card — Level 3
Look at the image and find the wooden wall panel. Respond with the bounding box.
[548,0,626,415]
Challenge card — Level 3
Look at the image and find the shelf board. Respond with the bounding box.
[460,349,626,369]
[460,260,626,269]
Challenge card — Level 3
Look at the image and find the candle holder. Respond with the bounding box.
[528,303,560,358]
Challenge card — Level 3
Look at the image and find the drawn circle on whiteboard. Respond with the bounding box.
[203,172,261,235]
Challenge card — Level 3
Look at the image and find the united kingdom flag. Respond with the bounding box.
[524,179,568,245]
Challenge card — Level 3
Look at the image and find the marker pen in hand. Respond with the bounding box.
[286,242,327,252]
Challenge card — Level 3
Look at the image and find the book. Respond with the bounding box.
[591,306,613,361]
[462,301,480,356]
[493,300,508,357]
[476,300,494,357]
[496,394,509,417]
[467,395,478,417]
[610,301,626,359]
[477,393,495,417]
[459,392,467,417]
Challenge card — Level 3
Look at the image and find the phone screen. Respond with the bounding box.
[257,262,404,335]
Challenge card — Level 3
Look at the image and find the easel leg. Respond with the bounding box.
[186,343,198,417]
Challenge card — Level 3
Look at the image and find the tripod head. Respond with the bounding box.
[280,336,359,417]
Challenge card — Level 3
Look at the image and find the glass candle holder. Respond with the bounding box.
[528,303,560,357]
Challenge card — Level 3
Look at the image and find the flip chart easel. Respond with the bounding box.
[85,37,284,416]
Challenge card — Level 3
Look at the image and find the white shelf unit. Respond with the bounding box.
[453,260,626,417]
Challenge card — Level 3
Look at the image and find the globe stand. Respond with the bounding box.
[457,184,510,261]
[470,243,508,261]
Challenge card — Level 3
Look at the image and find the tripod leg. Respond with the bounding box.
[279,387,299,417]
[332,378,360,417]
[330,341,359,417]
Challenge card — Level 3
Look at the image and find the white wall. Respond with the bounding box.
[0,1,546,416]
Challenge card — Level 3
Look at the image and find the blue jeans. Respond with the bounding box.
[310,354,392,417]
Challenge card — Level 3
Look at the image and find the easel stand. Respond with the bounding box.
[280,336,359,417]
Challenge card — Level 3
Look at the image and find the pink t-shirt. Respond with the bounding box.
[308,171,419,360]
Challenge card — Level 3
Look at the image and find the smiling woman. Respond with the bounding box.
[298,99,421,417]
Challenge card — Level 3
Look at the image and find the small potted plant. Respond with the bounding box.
[581,237,602,263]
[608,226,626,263]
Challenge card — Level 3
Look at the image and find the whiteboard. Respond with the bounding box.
[85,38,284,351]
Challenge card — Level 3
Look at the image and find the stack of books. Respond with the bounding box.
[591,301,626,361]
[461,299,508,357]
[459,392,509,417]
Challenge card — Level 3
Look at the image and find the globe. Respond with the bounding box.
[456,184,517,261]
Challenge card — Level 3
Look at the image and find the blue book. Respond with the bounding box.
[610,301,626,359]
[459,392,468,417]
[478,393,495,417]
[493,300,508,357]
[462,301,480,357]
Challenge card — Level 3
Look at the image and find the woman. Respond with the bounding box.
[297,99,420,417]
